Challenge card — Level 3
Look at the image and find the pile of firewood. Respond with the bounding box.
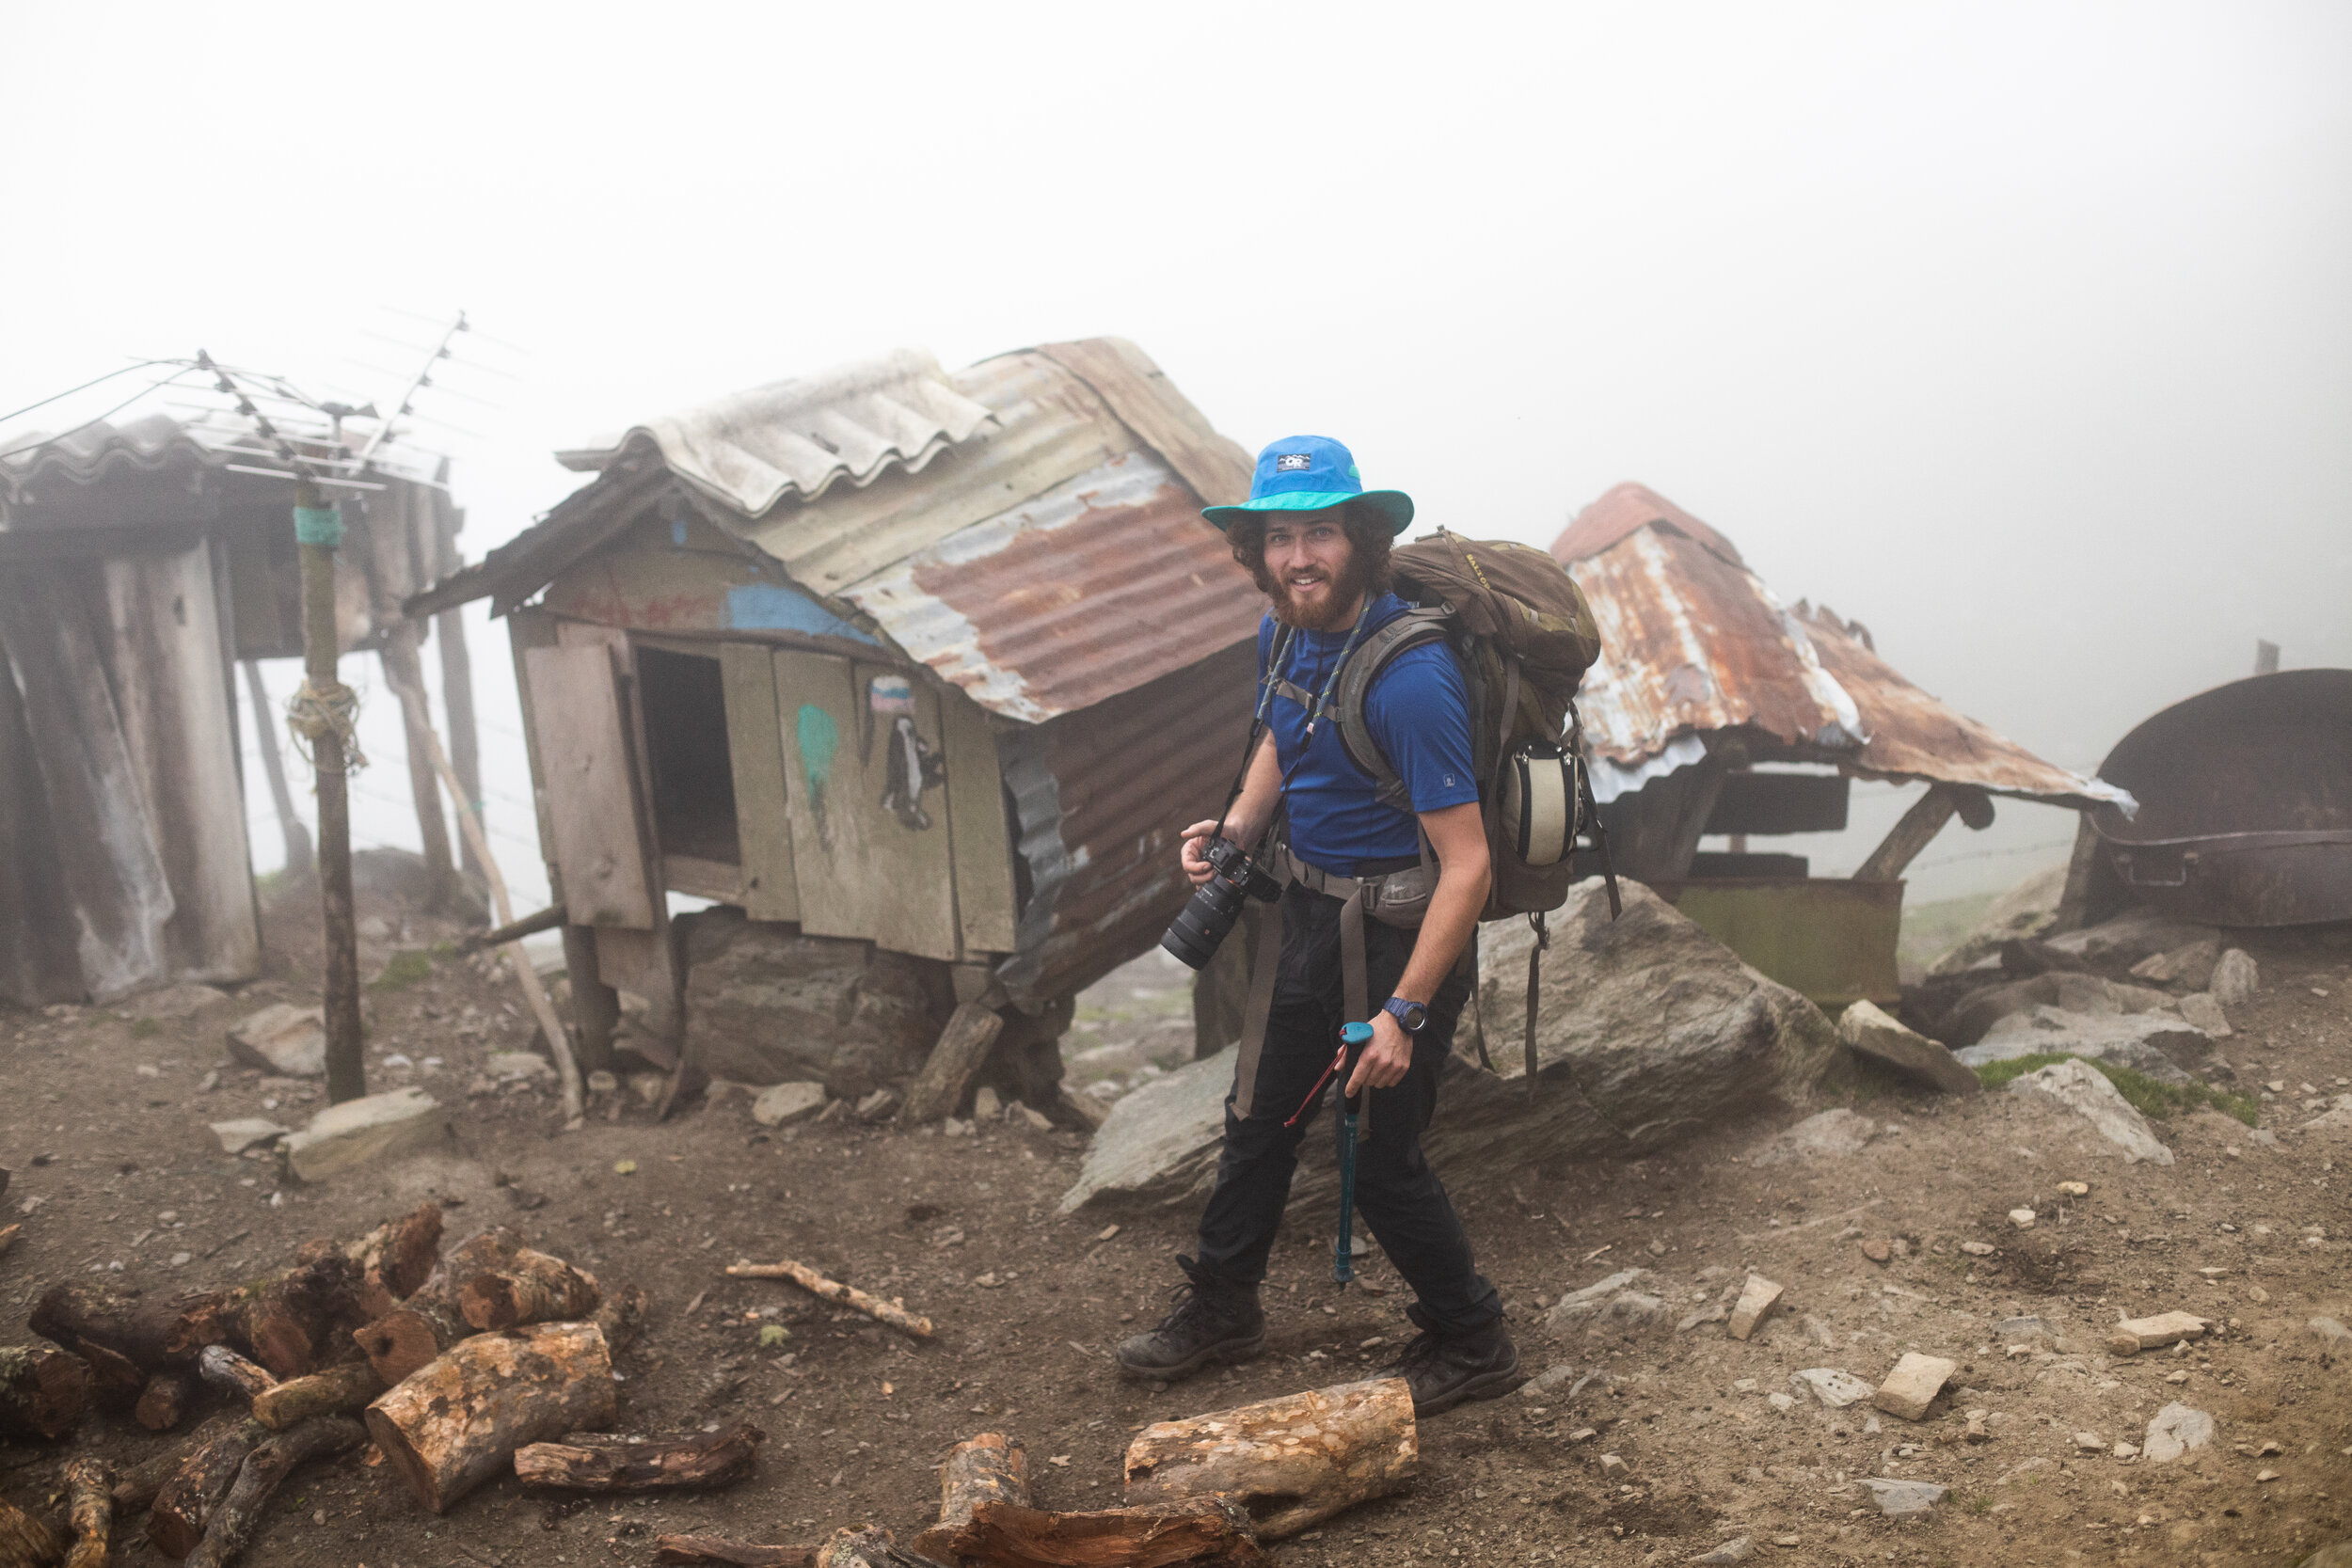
[0,1202,715,1567]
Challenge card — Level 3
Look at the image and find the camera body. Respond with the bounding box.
[1160,836,1281,970]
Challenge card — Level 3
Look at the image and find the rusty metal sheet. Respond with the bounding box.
[1555,484,2133,811]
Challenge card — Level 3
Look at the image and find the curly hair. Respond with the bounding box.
[1225,499,1395,603]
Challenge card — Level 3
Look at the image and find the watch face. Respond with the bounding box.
[1391,999,1427,1032]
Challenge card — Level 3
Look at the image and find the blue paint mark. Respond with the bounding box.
[671,518,689,546]
[727,583,881,645]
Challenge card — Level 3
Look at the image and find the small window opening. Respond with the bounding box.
[637,646,739,864]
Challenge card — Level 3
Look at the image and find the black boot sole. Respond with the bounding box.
[1113,1329,1267,1383]
[1408,1346,1527,1417]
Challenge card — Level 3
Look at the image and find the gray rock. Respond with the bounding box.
[1520,1361,1582,1398]
[1945,972,2176,1047]
[208,1117,291,1154]
[751,1081,828,1127]
[1060,881,1842,1213]
[484,1051,554,1081]
[2041,909,2218,974]
[2130,938,2220,990]
[282,1087,449,1180]
[1860,1479,1947,1516]
[1836,1002,1979,1095]
[677,908,947,1099]
[2003,1059,2174,1164]
[1992,1315,2050,1342]
[1790,1368,1877,1408]
[225,1004,326,1078]
[2176,992,2232,1038]
[2296,1540,2352,1568]
[1751,1108,1877,1165]
[2309,1316,2351,1349]
[131,983,231,1021]
[1690,1539,1755,1565]
[1957,1006,2210,1083]
[2141,1402,2215,1462]
[1547,1269,1673,1335]
[2210,949,2260,1006]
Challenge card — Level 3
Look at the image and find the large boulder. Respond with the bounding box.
[1939,972,2179,1047]
[1956,1006,2212,1084]
[677,908,950,1099]
[1059,880,1841,1213]
[2004,1058,2173,1164]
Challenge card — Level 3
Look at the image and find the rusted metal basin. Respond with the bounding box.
[1647,878,1904,1006]
[2091,669,2352,927]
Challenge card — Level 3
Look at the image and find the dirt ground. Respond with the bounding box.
[3,880,2347,1568]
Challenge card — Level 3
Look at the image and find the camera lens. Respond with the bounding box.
[1161,873,1246,970]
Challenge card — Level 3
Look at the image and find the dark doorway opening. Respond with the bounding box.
[637,646,739,864]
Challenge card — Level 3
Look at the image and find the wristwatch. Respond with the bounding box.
[1382,996,1428,1035]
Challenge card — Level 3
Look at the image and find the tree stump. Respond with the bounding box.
[911,1433,1025,1560]
[184,1417,364,1568]
[352,1227,524,1386]
[1122,1377,1417,1538]
[944,1498,1270,1568]
[0,1497,62,1568]
[0,1342,88,1440]
[364,1320,615,1513]
[147,1418,262,1557]
[344,1203,444,1318]
[653,1539,816,1567]
[252,1360,383,1430]
[902,1003,1006,1123]
[135,1369,196,1433]
[59,1457,113,1568]
[515,1421,762,1492]
[456,1248,600,1331]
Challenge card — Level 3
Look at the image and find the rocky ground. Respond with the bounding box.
[1,876,2346,1568]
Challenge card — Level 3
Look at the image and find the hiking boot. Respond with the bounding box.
[1114,1256,1265,1381]
[1381,1317,1524,1416]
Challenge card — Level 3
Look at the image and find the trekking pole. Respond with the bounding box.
[1333,1021,1374,1290]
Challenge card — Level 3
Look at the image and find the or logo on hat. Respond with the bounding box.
[1274,453,1313,471]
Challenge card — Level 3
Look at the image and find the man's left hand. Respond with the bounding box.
[1344,1010,1414,1097]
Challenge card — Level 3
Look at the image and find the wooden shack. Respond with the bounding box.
[406,340,1263,1072]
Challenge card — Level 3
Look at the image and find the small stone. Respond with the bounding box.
[225,1004,327,1078]
[2113,1311,2207,1351]
[2113,1441,2137,1459]
[280,1088,449,1180]
[484,1051,555,1081]
[1522,1362,1580,1398]
[2309,1317,2352,1349]
[2009,1208,2036,1228]
[1727,1273,1784,1341]
[208,1117,291,1155]
[1790,1368,1877,1409]
[1690,1538,1753,1565]
[2074,1431,2106,1451]
[2057,1180,2090,1196]
[1016,1103,1053,1131]
[2177,992,2232,1037]
[1597,1453,1627,1474]
[973,1085,1002,1121]
[2259,1439,2283,1457]
[2141,1402,2215,1463]
[1859,1479,1947,1516]
[1860,1238,1891,1264]
[1873,1353,1958,1421]
[1568,1427,1597,1442]
[1096,1224,1120,1242]
[1964,1410,1992,1443]
[2256,1468,2280,1482]
[750,1082,828,1128]
[942,1117,974,1137]
[1772,1537,1800,1549]
[1767,1392,1796,1413]
[1961,1240,1996,1256]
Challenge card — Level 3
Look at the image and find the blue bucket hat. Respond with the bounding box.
[1201,435,1414,536]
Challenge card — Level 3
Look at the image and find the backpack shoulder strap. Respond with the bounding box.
[1327,608,1454,811]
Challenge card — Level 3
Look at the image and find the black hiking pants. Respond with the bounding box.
[1193,879,1502,1335]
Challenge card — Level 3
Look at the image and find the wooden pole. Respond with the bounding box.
[723,1259,933,1339]
[434,502,484,881]
[296,479,365,1104]
[241,660,312,879]
[378,623,458,911]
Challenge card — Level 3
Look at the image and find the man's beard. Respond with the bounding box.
[1268,551,1373,631]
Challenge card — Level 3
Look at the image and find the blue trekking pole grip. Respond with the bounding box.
[1333,1021,1374,1288]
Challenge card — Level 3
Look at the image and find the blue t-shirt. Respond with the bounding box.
[1259,594,1480,875]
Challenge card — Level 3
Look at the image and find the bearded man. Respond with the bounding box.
[1112,435,1521,1416]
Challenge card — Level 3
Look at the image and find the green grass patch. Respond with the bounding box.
[369,949,435,992]
[129,1016,162,1039]
[1973,1051,2259,1127]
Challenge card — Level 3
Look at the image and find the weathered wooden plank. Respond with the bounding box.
[1037,338,1254,508]
[721,641,799,923]
[939,685,1016,955]
[0,622,82,1005]
[523,642,658,929]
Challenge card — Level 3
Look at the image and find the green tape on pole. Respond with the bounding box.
[294,504,344,546]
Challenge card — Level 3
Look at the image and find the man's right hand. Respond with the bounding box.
[1179,819,1222,886]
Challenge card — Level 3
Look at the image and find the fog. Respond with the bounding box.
[7,1,2348,911]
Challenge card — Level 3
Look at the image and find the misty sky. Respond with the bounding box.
[6,1,2347,911]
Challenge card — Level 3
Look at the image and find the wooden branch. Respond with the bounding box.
[135,1369,195,1433]
[1123,1377,1418,1539]
[944,1498,1271,1568]
[113,1413,242,1513]
[251,1360,382,1430]
[147,1418,262,1558]
[654,1538,814,1567]
[515,1421,762,1492]
[363,1320,616,1513]
[902,1004,1007,1124]
[724,1259,932,1340]
[29,1283,235,1372]
[0,1342,88,1440]
[343,1203,444,1319]
[912,1433,1025,1560]
[352,1227,524,1386]
[198,1345,277,1402]
[1854,785,1978,881]
[0,1497,62,1568]
[59,1457,112,1568]
[79,1344,145,1410]
[463,903,564,953]
[225,1242,364,1379]
[183,1416,364,1568]
[0,1223,19,1260]
[457,1248,601,1331]
[592,1286,648,1355]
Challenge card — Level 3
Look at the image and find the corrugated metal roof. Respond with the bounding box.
[552,347,997,516]
[2,413,226,504]
[1555,483,2134,810]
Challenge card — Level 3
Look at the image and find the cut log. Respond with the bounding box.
[197,1345,276,1402]
[363,1320,615,1513]
[225,1243,363,1379]
[29,1283,235,1371]
[592,1286,648,1354]
[135,1369,195,1433]
[0,1497,63,1568]
[723,1259,932,1340]
[911,1433,1026,1560]
[183,1416,364,1568]
[903,1003,1007,1124]
[343,1203,444,1319]
[0,1342,88,1440]
[59,1457,112,1568]
[1122,1377,1418,1538]
[147,1418,262,1558]
[114,1413,242,1513]
[0,1223,19,1259]
[79,1344,145,1410]
[351,1227,524,1386]
[653,1538,815,1568]
[251,1360,383,1430]
[944,1498,1271,1568]
[515,1421,762,1492]
[456,1248,601,1331]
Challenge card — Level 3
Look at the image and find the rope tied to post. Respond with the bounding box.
[285,677,367,773]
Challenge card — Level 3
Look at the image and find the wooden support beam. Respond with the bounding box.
[241,660,312,879]
[1853,784,1988,883]
[378,623,459,912]
[462,903,564,953]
